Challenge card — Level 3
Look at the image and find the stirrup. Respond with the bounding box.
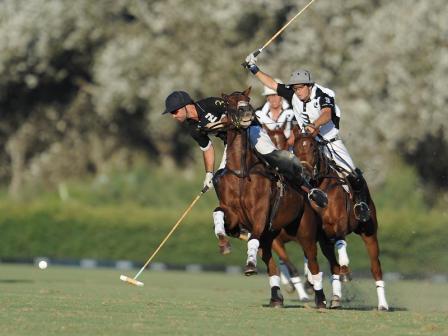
[354,201,370,222]
[308,188,328,208]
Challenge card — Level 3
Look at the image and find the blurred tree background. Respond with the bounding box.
[0,0,447,270]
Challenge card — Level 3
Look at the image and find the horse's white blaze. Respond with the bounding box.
[376,280,389,310]
[336,239,350,266]
[212,210,225,237]
[246,239,259,266]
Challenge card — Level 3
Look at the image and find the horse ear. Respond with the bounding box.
[221,93,228,100]
[243,87,251,97]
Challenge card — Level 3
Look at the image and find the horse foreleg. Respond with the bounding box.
[335,238,352,282]
[261,242,284,308]
[272,238,309,301]
[213,208,232,255]
[244,238,259,276]
[299,238,326,308]
[360,232,389,310]
[318,236,342,309]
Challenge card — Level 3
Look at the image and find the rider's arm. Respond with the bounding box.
[254,70,278,91]
[313,107,332,129]
[201,142,215,173]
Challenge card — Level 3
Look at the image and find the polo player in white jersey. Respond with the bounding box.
[244,54,371,222]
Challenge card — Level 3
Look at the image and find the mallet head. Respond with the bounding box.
[120,275,144,287]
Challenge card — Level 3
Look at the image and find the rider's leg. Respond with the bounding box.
[323,139,370,220]
[248,126,328,208]
[347,168,371,222]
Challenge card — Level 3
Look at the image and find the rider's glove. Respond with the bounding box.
[244,52,260,75]
[203,171,214,189]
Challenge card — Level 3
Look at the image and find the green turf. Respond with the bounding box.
[0,265,446,336]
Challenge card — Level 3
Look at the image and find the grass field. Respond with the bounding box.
[0,265,447,336]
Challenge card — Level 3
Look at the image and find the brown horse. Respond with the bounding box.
[264,124,342,307]
[213,88,326,308]
[293,128,389,310]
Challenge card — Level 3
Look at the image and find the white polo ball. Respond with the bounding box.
[38,260,48,270]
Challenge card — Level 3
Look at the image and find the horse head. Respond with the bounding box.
[222,87,254,129]
[293,129,321,175]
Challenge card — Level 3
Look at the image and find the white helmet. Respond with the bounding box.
[262,78,283,96]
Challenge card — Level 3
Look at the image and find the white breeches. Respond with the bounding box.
[248,126,277,155]
[321,139,356,173]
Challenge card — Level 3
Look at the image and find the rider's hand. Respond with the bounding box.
[305,124,319,137]
[245,52,258,66]
[203,171,214,189]
[244,52,260,74]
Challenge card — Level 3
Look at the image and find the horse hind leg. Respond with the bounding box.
[361,232,389,311]
[273,238,309,301]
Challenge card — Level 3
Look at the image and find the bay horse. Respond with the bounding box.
[293,128,389,311]
[264,123,342,307]
[213,88,326,308]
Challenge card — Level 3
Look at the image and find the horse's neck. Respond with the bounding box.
[226,130,258,172]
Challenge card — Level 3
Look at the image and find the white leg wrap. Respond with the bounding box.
[269,275,281,288]
[376,280,389,310]
[303,257,309,276]
[278,261,291,285]
[332,274,342,298]
[212,210,225,237]
[247,239,259,266]
[291,276,309,301]
[304,261,314,284]
[336,239,349,266]
[312,272,323,291]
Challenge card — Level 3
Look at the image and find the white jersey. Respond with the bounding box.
[278,83,341,141]
[255,100,294,139]
[277,83,355,173]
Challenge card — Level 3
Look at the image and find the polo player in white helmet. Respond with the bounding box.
[244,55,371,222]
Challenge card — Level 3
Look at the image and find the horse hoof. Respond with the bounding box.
[314,289,327,309]
[330,295,342,309]
[304,280,315,295]
[284,283,295,294]
[244,262,257,276]
[299,295,310,302]
[340,266,352,282]
[378,305,389,311]
[269,299,284,308]
[218,235,231,255]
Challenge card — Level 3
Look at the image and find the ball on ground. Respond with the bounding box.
[38,260,48,270]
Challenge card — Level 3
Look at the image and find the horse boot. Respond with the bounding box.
[263,150,328,208]
[347,168,371,222]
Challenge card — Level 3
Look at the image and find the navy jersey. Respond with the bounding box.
[185,97,227,149]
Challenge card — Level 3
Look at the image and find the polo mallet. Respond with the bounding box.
[120,185,210,286]
[242,0,317,67]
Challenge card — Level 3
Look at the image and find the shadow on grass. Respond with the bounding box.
[0,279,34,284]
[262,302,408,312]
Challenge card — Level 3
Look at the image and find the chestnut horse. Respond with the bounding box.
[265,124,342,307]
[213,88,326,308]
[293,129,389,311]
